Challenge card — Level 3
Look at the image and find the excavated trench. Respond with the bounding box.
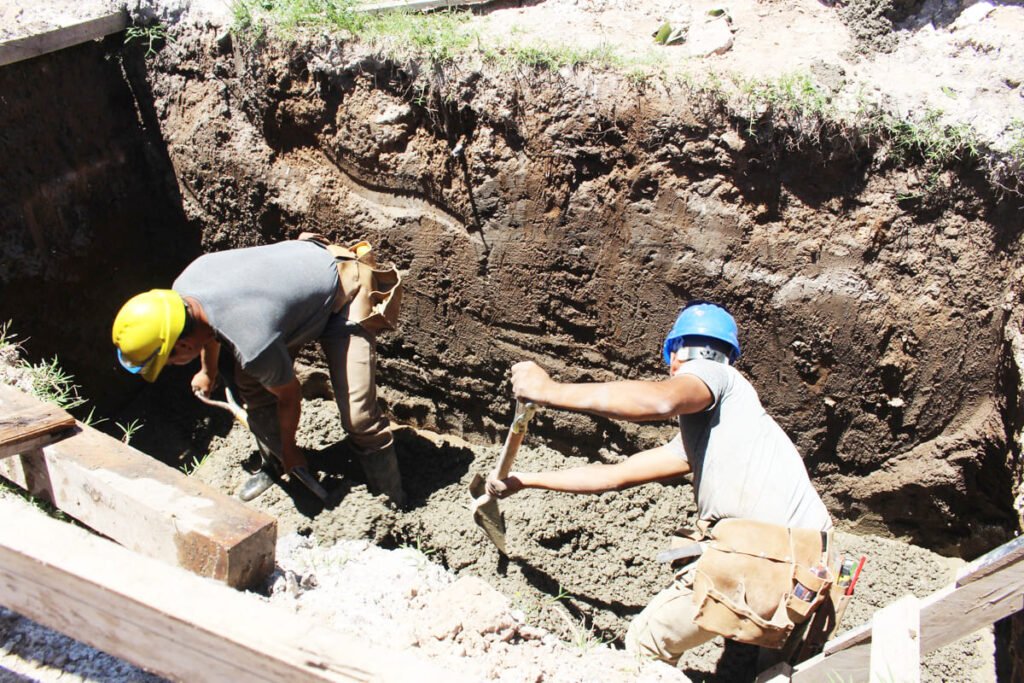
[3,19,1024,682]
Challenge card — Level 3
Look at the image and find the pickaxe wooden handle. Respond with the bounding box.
[194,385,249,429]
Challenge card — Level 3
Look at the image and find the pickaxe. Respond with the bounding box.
[194,383,332,504]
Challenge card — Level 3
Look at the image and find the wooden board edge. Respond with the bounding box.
[0,11,129,68]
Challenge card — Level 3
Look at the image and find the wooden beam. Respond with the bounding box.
[0,497,457,682]
[0,401,75,459]
[0,385,276,589]
[955,534,1024,587]
[790,535,1024,682]
[0,11,129,68]
[869,595,920,683]
[358,0,493,15]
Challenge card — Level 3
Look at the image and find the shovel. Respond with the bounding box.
[193,383,332,504]
[469,400,537,554]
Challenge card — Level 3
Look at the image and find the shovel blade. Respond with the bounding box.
[469,473,506,554]
[292,467,331,505]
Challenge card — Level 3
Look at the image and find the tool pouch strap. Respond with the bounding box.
[299,232,403,334]
[690,518,834,649]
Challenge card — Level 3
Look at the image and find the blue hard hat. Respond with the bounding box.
[662,301,741,365]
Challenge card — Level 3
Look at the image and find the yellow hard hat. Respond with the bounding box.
[111,289,185,382]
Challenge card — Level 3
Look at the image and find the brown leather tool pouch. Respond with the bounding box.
[298,232,403,334]
[691,519,833,649]
[784,574,852,663]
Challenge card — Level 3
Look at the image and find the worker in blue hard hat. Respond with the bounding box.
[488,300,833,665]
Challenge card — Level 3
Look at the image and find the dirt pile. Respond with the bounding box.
[266,534,687,681]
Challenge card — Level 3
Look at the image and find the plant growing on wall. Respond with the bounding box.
[125,23,173,57]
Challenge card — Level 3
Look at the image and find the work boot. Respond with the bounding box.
[239,432,282,502]
[358,445,406,507]
[239,468,276,502]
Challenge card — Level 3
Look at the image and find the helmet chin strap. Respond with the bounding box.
[675,345,731,367]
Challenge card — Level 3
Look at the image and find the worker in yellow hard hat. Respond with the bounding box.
[112,236,405,506]
[111,289,187,383]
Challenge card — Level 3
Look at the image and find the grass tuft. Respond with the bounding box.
[232,0,476,62]
[0,322,87,412]
[125,23,173,57]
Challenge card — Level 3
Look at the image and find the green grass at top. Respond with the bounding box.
[870,108,980,166]
[487,41,625,72]
[232,0,478,61]
[737,71,835,117]
[231,0,633,70]
[1007,119,1024,158]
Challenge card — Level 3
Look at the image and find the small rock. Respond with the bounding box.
[719,129,746,152]
[374,103,412,125]
[688,14,734,57]
[952,1,994,30]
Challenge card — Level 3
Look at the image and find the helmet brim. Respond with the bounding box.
[139,350,171,383]
[112,289,185,383]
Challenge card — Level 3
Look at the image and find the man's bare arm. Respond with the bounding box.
[488,443,690,498]
[511,361,713,421]
[191,338,222,397]
[266,377,306,474]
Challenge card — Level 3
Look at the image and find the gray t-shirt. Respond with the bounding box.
[173,240,340,387]
[666,359,832,531]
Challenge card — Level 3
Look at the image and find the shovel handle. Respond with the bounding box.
[492,401,536,480]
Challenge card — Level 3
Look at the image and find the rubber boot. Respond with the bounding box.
[358,445,406,507]
[239,466,276,502]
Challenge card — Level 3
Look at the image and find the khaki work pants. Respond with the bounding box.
[234,324,392,460]
[624,565,717,665]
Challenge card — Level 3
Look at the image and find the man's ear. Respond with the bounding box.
[172,334,197,358]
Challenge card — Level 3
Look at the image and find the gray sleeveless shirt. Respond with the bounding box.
[173,241,340,387]
[666,359,832,531]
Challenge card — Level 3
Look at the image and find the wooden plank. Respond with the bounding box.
[956,534,1024,587]
[0,497,457,682]
[869,595,920,683]
[0,384,276,589]
[754,662,793,682]
[0,11,129,68]
[358,0,493,15]
[0,401,75,459]
[791,536,1024,682]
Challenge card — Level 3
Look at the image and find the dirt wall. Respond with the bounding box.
[137,28,1024,557]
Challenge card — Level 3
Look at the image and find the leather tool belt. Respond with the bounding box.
[299,232,403,334]
[685,519,835,649]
